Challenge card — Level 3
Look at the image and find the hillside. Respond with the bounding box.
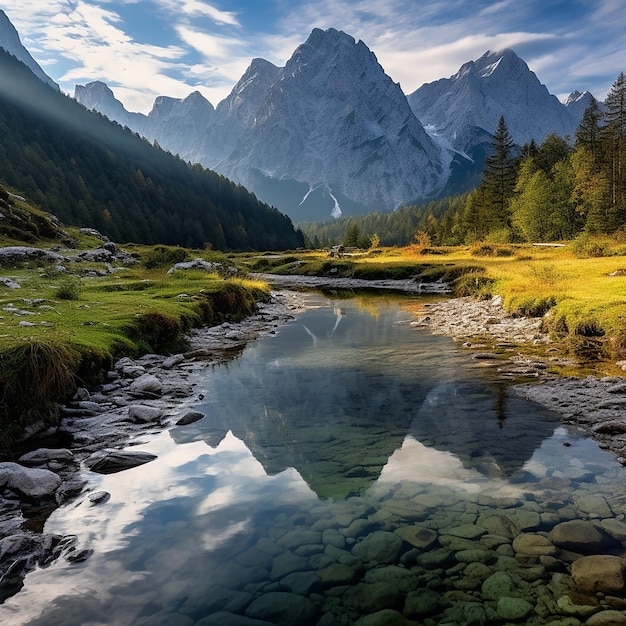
[0,49,303,251]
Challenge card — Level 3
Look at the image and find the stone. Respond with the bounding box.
[512,533,557,556]
[277,529,322,551]
[476,513,520,539]
[342,582,401,614]
[317,563,358,585]
[548,520,612,553]
[17,448,74,466]
[575,494,613,518]
[404,588,442,617]
[0,462,61,499]
[444,523,487,540]
[496,596,534,621]
[601,519,626,545]
[395,525,437,549]
[85,450,157,474]
[279,571,320,596]
[352,531,403,565]
[571,555,626,595]
[175,411,205,426]
[162,354,185,369]
[417,547,454,569]
[245,592,317,626]
[481,571,519,601]
[88,491,111,505]
[364,566,418,594]
[269,551,309,580]
[128,405,164,423]
[196,612,271,626]
[129,374,162,395]
[586,610,626,626]
[354,609,416,626]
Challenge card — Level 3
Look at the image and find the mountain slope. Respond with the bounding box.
[407,49,579,155]
[0,9,58,91]
[0,48,302,250]
[77,28,448,221]
[218,28,447,220]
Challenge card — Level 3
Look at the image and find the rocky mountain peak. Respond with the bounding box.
[0,10,58,90]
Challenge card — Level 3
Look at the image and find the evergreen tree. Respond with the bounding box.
[602,72,626,227]
[575,96,604,159]
[481,116,518,228]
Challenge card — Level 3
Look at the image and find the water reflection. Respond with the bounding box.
[173,297,560,497]
[2,295,625,626]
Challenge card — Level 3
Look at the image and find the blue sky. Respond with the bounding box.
[6,0,626,114]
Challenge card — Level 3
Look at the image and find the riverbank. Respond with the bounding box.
[1,276,624,603]
[0,289,308,596]
[409,295,626,465]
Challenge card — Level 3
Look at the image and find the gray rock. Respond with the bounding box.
[548,520,612,553]
[129,374,162,395]
[0,462,61,499]
[128,404,164,423]
[162,354,185,369]
[85,450,157,474]
[395,524,438,549]
[245,592,317,626]
[0,246,64,264]
[88,491,111,505]
[352,531,403,564]
[167,259,223,274]
[0,276,20,289]
[196,613,272,626]
[175,411,205,426]
[343,582,401,614]
[17,448,75,466]
[496,596,534,620]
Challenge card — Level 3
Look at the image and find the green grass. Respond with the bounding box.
[0,245,270,450]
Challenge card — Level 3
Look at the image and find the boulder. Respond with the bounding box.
[571,555,626,595]
[0,462,61,499]
[129,374,162,396]
[85,450,157,474]
[17,448,75,466]
[245,592,317,626]
[129,404,164,423]
[175,411,205,426]
[352,531,404,565]
[548,520,613,553]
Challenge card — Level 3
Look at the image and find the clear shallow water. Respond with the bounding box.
[2,294,626,625]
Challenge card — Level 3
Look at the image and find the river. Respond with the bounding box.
[1,292,625,625]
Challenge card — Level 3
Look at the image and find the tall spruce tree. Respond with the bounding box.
[603,72,626,227]
[462,116,517,240]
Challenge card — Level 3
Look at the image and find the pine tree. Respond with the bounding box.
[575,96,604,159]
[482,117,517,222]
[603,72,626,227]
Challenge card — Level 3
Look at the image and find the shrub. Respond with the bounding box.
[143,246,189,269]
[54,276,82,300]
[0,339,80,445]
[571,233,611,258]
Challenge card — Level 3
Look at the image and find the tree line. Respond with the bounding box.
[0,49,304,251]
[302,71,626,248]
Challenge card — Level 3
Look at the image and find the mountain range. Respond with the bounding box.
[1,12,594,224]
[0,11,303,251]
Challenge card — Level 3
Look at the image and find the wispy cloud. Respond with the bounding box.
[5,0,625,113]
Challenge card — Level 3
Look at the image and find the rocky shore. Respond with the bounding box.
[2,276,625,616]
[411,295,626,464]
[0,289,308,594]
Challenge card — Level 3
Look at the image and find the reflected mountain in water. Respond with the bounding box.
[171,298,560,498]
